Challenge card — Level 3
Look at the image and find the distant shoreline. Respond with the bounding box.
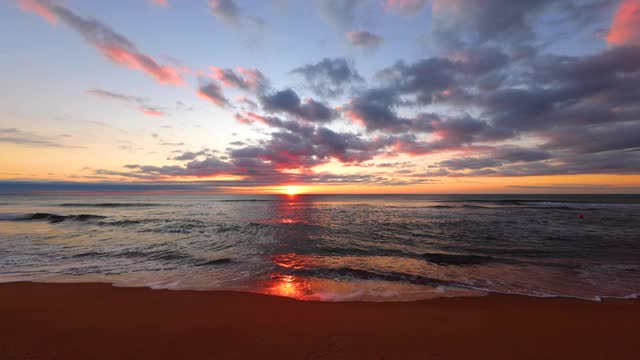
[2,282,638,359]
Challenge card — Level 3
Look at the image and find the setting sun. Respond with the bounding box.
[284,186,302,196]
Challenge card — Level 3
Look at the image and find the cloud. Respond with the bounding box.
[112,39,640,180]
[208,0,241,23]
[376,47,509,104]
[259,88,338,123]
[383,0,430,16]
[437,146,552,171]
[507,184,615,190]
[139,107,164,117]
[607,0,640,46]
[346,31,384,50]
[87,89,145,103]
[149,0,169,7]
[209,66,268,93]
[18,0,57,24]
[235,96,258,110]
[344,88,415,132]
[426,0,617,49]
[291,57,363,98]
[0,128,82,148]
[197,81,230,107]
[541,123,640,154]
[0,171,432,194]
[208,0,266,30]
[19,0,184,85]
[314,0,366,29]
[168,149,215,161]
[87,89,166,117]
[18,1,639,184]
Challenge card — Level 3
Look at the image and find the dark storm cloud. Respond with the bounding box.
[291,58,364,98]
[259,89,338,123]
[346,31,384,50]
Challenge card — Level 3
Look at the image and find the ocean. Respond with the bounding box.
[1,194,639,301]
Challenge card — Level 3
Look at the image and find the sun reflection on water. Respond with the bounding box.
[266,275,313,299]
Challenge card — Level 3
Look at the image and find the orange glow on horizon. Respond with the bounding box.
[281,185,303,196]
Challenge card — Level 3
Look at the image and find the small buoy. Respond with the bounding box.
[579,213,585,219]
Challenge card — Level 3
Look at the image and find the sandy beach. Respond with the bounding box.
[0,282,638,359]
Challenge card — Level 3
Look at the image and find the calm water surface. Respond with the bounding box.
[1,194,639,301]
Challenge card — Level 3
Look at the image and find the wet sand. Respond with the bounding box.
[1,282,638,359]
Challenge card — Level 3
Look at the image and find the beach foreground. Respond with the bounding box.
[1,282,638,359]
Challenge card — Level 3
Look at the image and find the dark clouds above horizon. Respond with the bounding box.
[6,0,640,191]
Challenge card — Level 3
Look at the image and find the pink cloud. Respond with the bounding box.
[237,67,267,91]
[139,107,165,117]
[19,0,184,86]
[101,46,184,85]
[607,0,640,46]
[18,0,58,24]
[234,112,269,125]
[149,0,169,7]
[209,66,267,92]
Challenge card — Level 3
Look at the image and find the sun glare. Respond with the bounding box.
[284,186,302,196]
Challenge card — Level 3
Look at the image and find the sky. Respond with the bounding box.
[1,0,639,194]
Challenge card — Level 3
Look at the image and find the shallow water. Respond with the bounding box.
[1,194,639,301]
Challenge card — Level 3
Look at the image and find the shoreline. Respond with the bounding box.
[2,282,639,359]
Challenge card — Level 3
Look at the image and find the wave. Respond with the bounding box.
[5,213,107,223]
[97,219,144,226]
[421,252,501,266]
[518,201,635,209]
[0,213,29,221]
[72,249,189,261]
[59,203,163,208]
[290,267,468,288]
[441,199,639,208]
[195,258,233,266]
[217,199,277,202]
[72,248,233,267]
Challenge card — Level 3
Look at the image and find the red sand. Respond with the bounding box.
[1,282,638,359]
